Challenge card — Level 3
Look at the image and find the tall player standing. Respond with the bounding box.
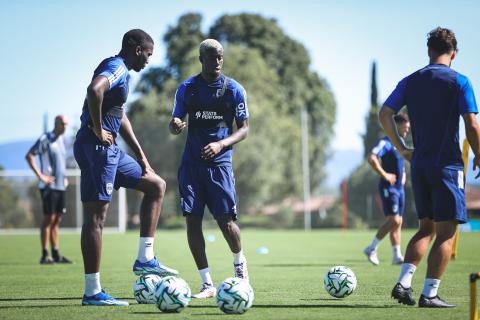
[74,29,178,306]
[380,27,480,308]
[169,39,250,299]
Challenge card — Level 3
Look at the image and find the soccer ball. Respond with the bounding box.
[216,277,254,314]
[133,274,162,304]
[154,276,191,313]
[324,266,357,298]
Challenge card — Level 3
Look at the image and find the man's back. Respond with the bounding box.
[385,64,477,169]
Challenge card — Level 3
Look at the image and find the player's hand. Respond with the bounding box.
[384,173,397,185]
[170,118,187,135]
[64,177,69,188]
[40,174,55,185]
[202,142,225,160]
[399,148,414,162]
[473,155,480,179]
[139,157,155,176]
[93,127,114,146]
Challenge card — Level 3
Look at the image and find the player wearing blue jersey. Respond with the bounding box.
[26,115,72,265]
[364,114,410,266]
[169,39,249,299]
[74,29,178,307]
[381,27,480,308]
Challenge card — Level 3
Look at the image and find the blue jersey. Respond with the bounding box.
[371,136,404,190]
[172,74,249,167]
[29,131,66,191]
[77,56,130,143]
[384,64,478,169]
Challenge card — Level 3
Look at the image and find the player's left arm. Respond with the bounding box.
[119,114,153,174]
[202,84,249,160]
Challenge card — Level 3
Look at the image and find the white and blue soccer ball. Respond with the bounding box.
[133,274,162,304]
[216,277,254,314]
[324,266,357,298]
[154,276,191,313]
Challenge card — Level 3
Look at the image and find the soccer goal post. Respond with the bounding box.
[0,169,127,234]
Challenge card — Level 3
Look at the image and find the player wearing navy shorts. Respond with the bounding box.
[26,115,72,265]
[364,114,410,266]
[169,39,249,299]
[74,29,178,306]
[380,27,480,308]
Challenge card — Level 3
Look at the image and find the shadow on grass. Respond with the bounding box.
[0,297,134,302]
[0,304,75,309]
[262,263,333,268]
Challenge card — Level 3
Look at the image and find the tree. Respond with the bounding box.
[128,13,336,220]
[0,166,32,228]
[362,61,384,158]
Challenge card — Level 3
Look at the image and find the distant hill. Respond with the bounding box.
[0,140,35,170]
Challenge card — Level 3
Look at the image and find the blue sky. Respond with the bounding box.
[1,0,479,152]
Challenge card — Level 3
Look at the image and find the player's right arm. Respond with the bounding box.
[86,76,114,145]
[169,85,187,135]
[25,137,55,185]
[368,154,396,185]
[380,77,413,161]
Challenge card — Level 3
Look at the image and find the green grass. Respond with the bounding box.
[0,229,479,319]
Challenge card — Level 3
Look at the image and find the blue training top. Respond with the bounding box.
[77,56,130,143]
[384,64,478,169]
[371,136,404,190]
[172,74,249,167]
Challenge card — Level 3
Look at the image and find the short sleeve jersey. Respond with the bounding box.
[172,74,249,167]
[384,64,478,169]
[29,131,66,191]
[77,56,130,143]
[371,136,404,190]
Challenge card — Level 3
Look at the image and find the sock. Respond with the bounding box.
[392,245,402,258]
[369,236,381,251]
[199,267,213,286]
[233,250,246,265]
[422,278,441,298]
[137,237,154,263]
[42,248,48,258]
[398,263,417,288]
[52,248,60,260]
[85,273,101,297]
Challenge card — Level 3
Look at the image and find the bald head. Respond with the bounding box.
[54,115,68,135]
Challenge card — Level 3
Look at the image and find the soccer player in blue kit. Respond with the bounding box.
[380,27,480,308]
[74,29,178,306]
[364,114,410,266]
[169,39,249,299]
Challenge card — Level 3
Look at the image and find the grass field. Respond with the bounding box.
[0,229,479,319]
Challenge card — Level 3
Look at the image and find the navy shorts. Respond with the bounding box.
[379,185,405,216]
[40,189,66,215]
[74,142,142,202]
[178,163,237,220]
[411,166,467,223]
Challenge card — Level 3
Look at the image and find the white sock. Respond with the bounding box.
[422,278,441,298]
[137,237,154,263]
[233,250,246,265]
[398,263,416,288]
[369,236,381,251]
[199,267,213,285]
[85,272,101,296]
[392,245,402,258]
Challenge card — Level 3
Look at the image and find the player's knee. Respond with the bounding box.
[149,175,166,199]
